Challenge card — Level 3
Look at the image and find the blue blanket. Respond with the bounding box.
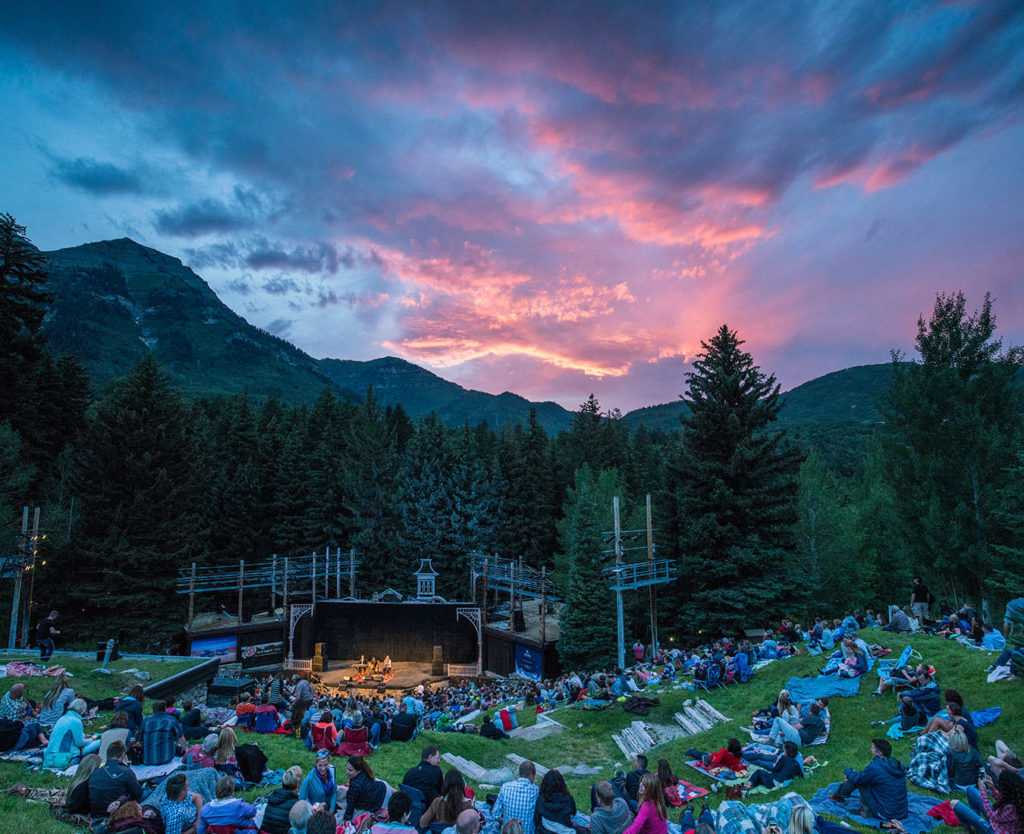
[785,675,861,700]
[810,784,941,833]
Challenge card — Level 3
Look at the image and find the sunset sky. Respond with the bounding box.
[2,2,1022,411]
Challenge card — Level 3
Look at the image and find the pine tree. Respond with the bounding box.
[557,466,617,668]
[879,292,1023,609]
[671,325,802,632]
[54,354,207,648]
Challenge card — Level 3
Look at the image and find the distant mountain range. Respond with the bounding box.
[40,237,897,434]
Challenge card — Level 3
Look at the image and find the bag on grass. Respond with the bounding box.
[235,742,268,783]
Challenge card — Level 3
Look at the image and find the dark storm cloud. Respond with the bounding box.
[154,198,255,237]
[51,156,148,195]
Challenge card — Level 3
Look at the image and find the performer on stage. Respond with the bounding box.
[383,655,392,673]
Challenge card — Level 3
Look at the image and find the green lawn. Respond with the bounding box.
[1,631,1020,834]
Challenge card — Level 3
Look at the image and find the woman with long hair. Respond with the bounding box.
[421,768,474,827]
[65,753,101,814]
[40,674,76,727]
[215,727,237,766]
[343,755,386,821]
[535,769,577,834]
[624,772,667,834]
[952,770,1023,834]
[98,711,131,760]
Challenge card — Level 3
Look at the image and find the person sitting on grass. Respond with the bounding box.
[39,673,76,728]
[288,800,313,834]
[687,739,744,770]
[45,698,95,762]
[421,768,476,828]
[947,727,985,792]
[899,671,941,729]
[372,790,418,834]
[0,683,48,750]
[89,741,143,820]
[989,742,1021,780]
[158,774,202,834]
[343,755,386,821]
[196,773,257,833]
[829,738,908,821]
[65,752,101,816]
[951,770,1023,834]
[873,662,929,697]
[624,772,667,834]
[758,702,825,748]
[480,713,509,739]
[741,741,803,792]
[751,689,798,731]
[140,699,186,766]
[590,780,634,834]
[535,769,578,834]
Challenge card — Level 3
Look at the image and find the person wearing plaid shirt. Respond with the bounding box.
[160,772,202,834]
[492,760,539,834]
[140,700,186,766]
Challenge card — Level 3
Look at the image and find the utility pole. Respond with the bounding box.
[646,494,658,657]
[613,496,625,668]
[21,507,40,648]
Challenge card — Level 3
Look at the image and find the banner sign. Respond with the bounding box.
[241,641,283,669]
[514,643,543,680]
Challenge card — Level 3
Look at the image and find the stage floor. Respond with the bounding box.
[317,659,446,694]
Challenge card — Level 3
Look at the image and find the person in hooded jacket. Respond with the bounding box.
[535,770,577,834]
[829,738,909,820]
[261,766,302,834]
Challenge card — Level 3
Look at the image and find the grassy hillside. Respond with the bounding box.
[1,629,1019,834]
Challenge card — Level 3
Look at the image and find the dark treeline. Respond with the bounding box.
[3,214,1023,656]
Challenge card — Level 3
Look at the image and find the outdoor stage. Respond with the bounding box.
[317,659,446,693]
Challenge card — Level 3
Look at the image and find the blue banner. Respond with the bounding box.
[514,643,543,681]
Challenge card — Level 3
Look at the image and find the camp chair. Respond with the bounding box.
[696,662,723,693]
[311,721,340,755]
[735,652,753,684]
[877,646,916,679]
[400,782,427,832]
[338,725,373,757]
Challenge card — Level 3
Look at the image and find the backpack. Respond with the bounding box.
[235,742,268,784]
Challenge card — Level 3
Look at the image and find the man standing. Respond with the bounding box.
[36,610,59,662]
[829,738,908,820]
[492,760,539,834]
[403,744,443,803]
[910,579,931,621]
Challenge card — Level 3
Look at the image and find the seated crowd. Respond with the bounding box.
[3,598,1022,834]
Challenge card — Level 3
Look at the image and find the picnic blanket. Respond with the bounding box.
[57,759,182,781]
[785,675,861,701]
[0,662,66,678]
[745,710,831,746]
[0,745,44,767]
[574,699,612,711]
[685,758,762,785]
[971,707,1002,727]
[676,778,709,801]
[716,792,810,834]
[810,784,942,833]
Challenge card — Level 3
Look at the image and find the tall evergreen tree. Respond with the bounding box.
[53,355,207,647]
[671,325,802,632]
[557,466,617,669]
[879,291,1023,609]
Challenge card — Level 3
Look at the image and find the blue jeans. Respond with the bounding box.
[954,787,992,834]
[769,717,801,746]
[15,721,43,750]
[743,752,779,769]
[39,638,55,662]
[680,807,714,831]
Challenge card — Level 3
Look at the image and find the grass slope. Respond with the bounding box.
[1,631,1020,834]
